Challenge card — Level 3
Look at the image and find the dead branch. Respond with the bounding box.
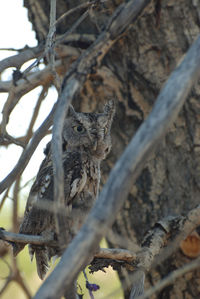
[0,132,26,147]
[45,0,56,60]
[0,44,80,94]
[0,189,10,211]
[94,248,136,262]
[0,259,12,297]
[55,2,94,27]
[0,102,57,194]
[25,85,49,143]
[56,10,90,48]
[34,29,200,299]
[0,58,67,132]
[138,256,200,299]
[0,45,43,74]
[0,229,56,246]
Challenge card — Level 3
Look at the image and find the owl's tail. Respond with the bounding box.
[12,242,25,256]
[30,245,49,280]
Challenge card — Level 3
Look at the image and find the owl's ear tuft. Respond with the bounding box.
[67,105,76,117]
[103,100,115,120]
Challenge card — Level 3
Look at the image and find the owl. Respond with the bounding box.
[13,100,115,279]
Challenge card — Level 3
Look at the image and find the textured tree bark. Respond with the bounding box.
[24,0,200,298]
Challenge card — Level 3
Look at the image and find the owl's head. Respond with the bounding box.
[63,100,115,160]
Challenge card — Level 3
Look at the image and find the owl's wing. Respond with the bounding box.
[23,141,52,214]
[19,150,87,234]
[13,150,87,262]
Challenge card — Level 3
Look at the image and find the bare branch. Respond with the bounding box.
[0,189,10,211]
[0,102,57,194]
[0,81,10,92]
[0,58,68,132]
[25,85,49,143]
[55,2,94,27]
[0,276,12,297]
[45,0,61,89]
[14,271,32,299]
[0,46,43,74]
[138,257,200,299]
[0,229,56,247]
[0,44,80,94]
[34,31,200,299]
[94,248,136,262]
[45,0,57,61]
[55,10,90,47]
[0,132,26,147]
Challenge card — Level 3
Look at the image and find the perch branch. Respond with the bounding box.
[1,206,200,275]
[0,229,56,246]
[94,248,136,262]
[0,226,137,264]
[35,30,200,299]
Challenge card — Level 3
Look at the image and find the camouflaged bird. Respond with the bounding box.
[13,101,115,279]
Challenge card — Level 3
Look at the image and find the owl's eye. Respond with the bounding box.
[73,125,85,133]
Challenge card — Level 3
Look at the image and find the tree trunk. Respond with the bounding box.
[24,0,200,297]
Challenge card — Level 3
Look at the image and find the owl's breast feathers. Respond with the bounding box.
[13,150,99,256]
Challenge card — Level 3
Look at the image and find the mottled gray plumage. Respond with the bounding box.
[13,101,115,279]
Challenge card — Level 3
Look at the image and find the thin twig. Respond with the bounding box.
[45,0,57,61]
[1,90,21,135]
[0,188,10,211]
[14,271,32,299]
[0,132,25,148]
[45,0,61,89]
[55,9,90,46]
[0,46,43,74]
[54,2,94,27]
[25,85,49,143]
[0,259,12,296]
[0,102,57,194]
[12,254,32,299]
[138,257,200,299]
[0,277,12,297]
[19,7,90,81]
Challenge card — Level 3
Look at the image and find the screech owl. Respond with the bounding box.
[13,100,115,280]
